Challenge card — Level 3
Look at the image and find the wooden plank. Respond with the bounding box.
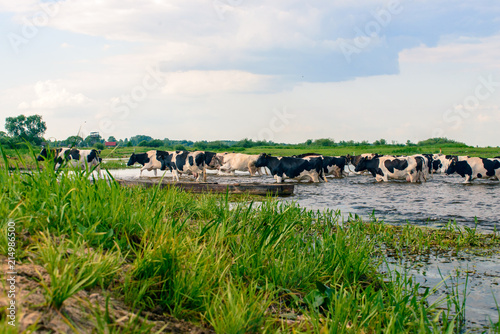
[115,179,294,196]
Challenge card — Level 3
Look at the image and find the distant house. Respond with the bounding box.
[105,141,117,147]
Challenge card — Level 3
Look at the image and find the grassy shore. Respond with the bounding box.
[1,147,499,333]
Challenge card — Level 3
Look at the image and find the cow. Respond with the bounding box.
[347,153,381,169]
[354,155,421,182]
[202,151,223,171]
[292,153,347,178]
[421,154,435,174]
[160,150,221,182]
[431,154,470,174]
[445,157,500,183]
[218,153,268,176]
[37,147,67,163]
[53,148,101,177]
[127,150,168,176]
[411,154,430,182]
[254,153,324,183]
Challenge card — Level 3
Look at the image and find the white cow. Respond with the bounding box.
[218,153,268,176]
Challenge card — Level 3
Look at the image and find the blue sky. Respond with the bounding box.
[1,0,500,146]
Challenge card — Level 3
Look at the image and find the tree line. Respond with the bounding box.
[2,113,468,150]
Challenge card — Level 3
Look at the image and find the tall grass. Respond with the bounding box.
[1,144,496,333]
[33,232,123,309]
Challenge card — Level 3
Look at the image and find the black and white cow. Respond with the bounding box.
[292,153,347,178]
[421,154,434,174]
[37,147,67,163]
[411,154,430,182]
[431,154,470,174]
[203,151,223,171]
[160,150,221,182]
[52,148,101,177]
[254,153,324,183]
[445,157,500,183]
[354,155,421,182]
[347,153,381,169]
[321,156,348,178]
[127,150,167,176]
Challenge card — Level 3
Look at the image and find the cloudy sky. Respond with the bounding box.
[1,0,500,146]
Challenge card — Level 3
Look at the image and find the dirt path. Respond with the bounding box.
[0,257,214,333]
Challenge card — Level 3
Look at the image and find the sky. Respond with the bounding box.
[1,0,500,146]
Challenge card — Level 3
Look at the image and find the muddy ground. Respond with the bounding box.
[0,256,214,333]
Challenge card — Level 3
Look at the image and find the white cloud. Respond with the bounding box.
[18,80,91,110]
[400,35,500,70]
[2,0,500,146]
[162,70,274,96]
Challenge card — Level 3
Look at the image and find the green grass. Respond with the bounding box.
[1,144,499,333]
[94,143,500,159]
[33,232,123,309]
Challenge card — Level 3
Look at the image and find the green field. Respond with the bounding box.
[1,147,499,333]
[88,144,500,160]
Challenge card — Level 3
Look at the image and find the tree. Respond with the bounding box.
[94,142,105,150]
[107,136,117,142]
[314,138,335,147]
[130,135,152,146]
[5,114,47,145]
[373,138,387,146]
[148,139,163,147]
[65,135,83,147]
[84,134,102,147]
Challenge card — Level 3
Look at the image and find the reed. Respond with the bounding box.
[1,144,497,333]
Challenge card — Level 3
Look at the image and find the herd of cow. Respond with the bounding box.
[37,147,500,184]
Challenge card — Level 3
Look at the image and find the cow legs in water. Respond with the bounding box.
[203,166,207,182]
[322,170,328,182]
[248,165,256,176]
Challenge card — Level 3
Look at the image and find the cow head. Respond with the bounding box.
[254,153,271,167]
[127,153,137,166]
[354,157,368,172]
[207,154,222,169]
[37,148,48,161]
[345,154,352,164]
[444,156,459,175]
